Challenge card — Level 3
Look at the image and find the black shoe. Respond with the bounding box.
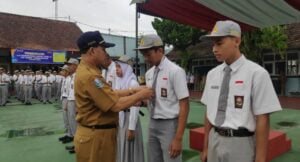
[43,102,46,104]
[62,137,73,144]
[47,101,52,104]
[68,149,75,154]
[58,135,68,141]
[65,146,74,150]
[28,102,32,105]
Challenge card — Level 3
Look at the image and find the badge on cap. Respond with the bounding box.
[94,78,104,88]
[234,95,244,109]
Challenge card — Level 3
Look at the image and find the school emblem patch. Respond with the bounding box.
[94,78,104,88]
[234,95,244,109]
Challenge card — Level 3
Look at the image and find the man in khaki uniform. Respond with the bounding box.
[74,31,153,162]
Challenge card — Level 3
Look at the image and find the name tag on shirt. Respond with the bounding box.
[211,85,219,89]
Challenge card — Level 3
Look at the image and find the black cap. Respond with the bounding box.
[77,31,115,52]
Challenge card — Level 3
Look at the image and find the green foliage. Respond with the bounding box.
[152,18,207,69]
[241,26,288,62]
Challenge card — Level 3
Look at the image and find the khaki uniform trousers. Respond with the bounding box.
[74,124,117,162]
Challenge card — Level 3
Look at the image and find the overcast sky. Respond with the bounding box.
[0,0,157,37]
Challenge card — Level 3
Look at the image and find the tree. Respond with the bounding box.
[152,18,207,69]
[241,25,288,63]
[241,25,288,96]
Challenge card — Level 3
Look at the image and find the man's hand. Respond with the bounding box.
[132,86,148,93]
[127,130,135,141]
[169,138,182,159]
[201,149,208,162]
[136,87,153,100]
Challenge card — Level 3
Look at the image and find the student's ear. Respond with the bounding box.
[235,37,241,47]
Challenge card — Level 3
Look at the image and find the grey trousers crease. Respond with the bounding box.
[148,118,182,162]
[67,100,77,137]
[20,85,25,101]
[61,98,71,136]
[56,82,62,100]
[15,84,20,98]
[207,128,255,162]
[51,82,56,96]
[117,112,144,162]
[24,85,32,103]
[4,84,8,100]
[36,84,42,100]
[42,86,51,103]
[0,85,6,105]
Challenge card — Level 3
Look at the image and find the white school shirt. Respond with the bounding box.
[67,73,75,101]
[24,75,33,85]
[61,77,69,99]
[102,61,117,89]
[55,75,63,84]
[0,74,10,84]
[19,75,25,85]
[13,75,18,83]
[35,75,42,84]
[145,57,189,119]
[41,75,52,86]
[119,79,140,130]
[201,55,282,132]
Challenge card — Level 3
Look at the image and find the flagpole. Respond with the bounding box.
[54,0,58,20]
[135,4,139,75]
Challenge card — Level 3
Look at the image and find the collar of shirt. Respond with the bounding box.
[156,56,168,71]
[221,54,246,73]
[80,59,102,76]
[108,61,116,71]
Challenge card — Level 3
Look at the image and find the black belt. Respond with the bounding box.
[81,124,117,129]
[123,109,130,112]
[214,127,254,137]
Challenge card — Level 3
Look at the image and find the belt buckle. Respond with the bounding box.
[224,129,233,137]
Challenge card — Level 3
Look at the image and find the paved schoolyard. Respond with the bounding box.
[0,99,299,162]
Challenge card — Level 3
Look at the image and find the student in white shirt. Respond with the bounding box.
[137,34,190,162]
[0,68,10,106]
[115,60,144,162]
[34,71,43,102]
[41,71,52,104]
[24,70,33,105]
[58,65,74,145]
[200,20,282,162]
[63,58,79,153]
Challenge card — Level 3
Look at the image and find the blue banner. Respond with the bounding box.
[11,48,66,64]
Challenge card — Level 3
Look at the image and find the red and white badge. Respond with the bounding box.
[235,80,244,84]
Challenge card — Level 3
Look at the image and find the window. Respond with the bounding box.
[287,53,299,76]
[264,63,273,74]
[264,55,274,61]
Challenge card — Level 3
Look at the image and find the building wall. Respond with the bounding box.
[286,78,300,95]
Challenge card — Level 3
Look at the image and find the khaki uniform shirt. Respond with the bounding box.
[75,60,120,126]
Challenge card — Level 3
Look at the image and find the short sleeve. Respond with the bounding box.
[85,75,119,112]
[172,68,189,100]
[252,70,282,115]
[200,75,209,106]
